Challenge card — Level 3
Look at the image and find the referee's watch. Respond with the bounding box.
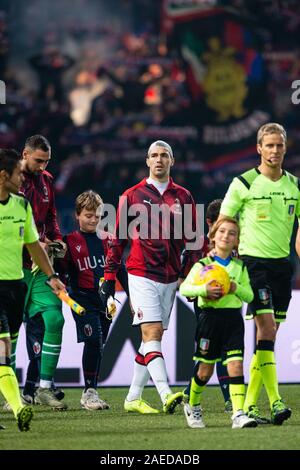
[47,273,60,282]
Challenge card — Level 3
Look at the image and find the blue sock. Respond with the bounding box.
[23,357,40,397]
[83,341,102,391]
[216,361,230,403]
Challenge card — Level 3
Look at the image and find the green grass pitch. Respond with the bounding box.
[0,385,300,450]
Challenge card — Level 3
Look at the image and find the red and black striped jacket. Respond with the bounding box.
[104,178,203,284]
[20,170,62,269]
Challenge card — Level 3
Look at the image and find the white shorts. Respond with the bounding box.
[128,274,177,329]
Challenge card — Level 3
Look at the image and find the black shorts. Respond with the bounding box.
[194,308,244,364]
[241,256,293,323]
[0,280,26,337]
[69,289,112,344]
[194,301,201,322]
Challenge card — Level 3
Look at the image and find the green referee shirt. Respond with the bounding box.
[221,168,300,258]
[180,256,253,309]
[0,194,39,280]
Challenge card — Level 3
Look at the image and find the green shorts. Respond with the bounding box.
[23,269,62,318]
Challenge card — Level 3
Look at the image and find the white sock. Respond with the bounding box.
[143,340,171,403]
[126,342,150,401]
[39,379,51,389]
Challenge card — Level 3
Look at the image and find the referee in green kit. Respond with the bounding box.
[220,123,300,425]
[0,148,65,431]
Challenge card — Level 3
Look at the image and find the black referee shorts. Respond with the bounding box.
[0,280,26,338]
[194,308,244,365]
[241,255,293,323]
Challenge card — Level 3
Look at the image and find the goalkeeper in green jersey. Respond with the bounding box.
[180,217,257,429]
[220,122,300,425]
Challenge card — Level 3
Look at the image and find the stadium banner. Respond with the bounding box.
[166,8,271,177]
[161,0,224,29]
[16,291,300,386]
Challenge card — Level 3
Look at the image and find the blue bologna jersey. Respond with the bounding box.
[63,230,128,300]
[64,230,107,291]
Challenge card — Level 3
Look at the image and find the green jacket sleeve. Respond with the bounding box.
[234,265,254,304]
[179,262,207,298]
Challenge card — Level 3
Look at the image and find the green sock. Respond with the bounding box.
[0,366,22,417]
[10,333,18,373]
[230,383,246,414]
[40,331,62,381]
[244,353,263,412]
[256,349,280,407]
[189,377,206,407]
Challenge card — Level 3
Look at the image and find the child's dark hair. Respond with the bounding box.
[0,148,21,176]
[206,199,223,223]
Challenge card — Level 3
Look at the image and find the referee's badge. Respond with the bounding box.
[288,205,295,216]
[199,338,210,355]
[258,288,269,304]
